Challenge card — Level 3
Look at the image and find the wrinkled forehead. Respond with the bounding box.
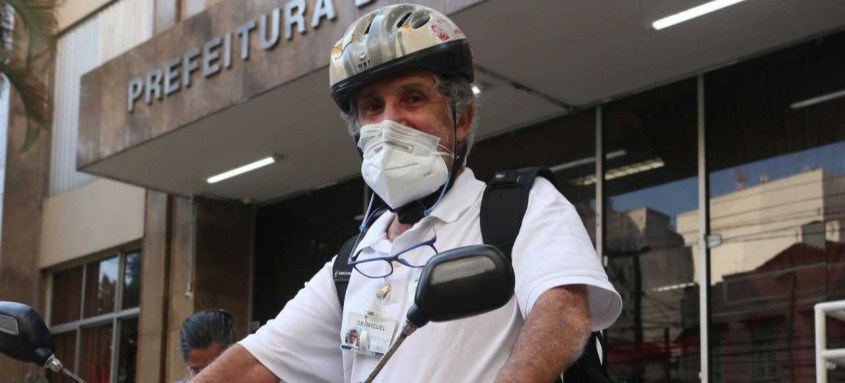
[354,70,439,102]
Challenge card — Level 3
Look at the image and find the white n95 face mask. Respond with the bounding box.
[358,120,454,209]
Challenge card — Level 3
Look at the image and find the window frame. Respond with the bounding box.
[47,245,142,383]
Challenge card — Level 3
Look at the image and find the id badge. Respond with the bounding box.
[341,312,398,356]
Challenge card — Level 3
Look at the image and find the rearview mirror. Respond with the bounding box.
[0,301,84,382]
[407,244,515,327]
[0,301,55,366]
[364,244,514,383]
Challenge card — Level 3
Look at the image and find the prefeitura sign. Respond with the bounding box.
[126,0,361,112]
[77,0,480,170]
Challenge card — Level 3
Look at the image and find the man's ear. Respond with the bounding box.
[354,133,363,158]
[456,103,475,142]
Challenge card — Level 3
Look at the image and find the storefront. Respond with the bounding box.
[2,0,844,381]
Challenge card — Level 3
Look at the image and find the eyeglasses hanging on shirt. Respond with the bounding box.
[348,234,439,278]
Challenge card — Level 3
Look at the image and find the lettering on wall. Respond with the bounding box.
[127,0,373,112]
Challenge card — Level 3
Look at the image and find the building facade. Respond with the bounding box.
[1,0,844,382]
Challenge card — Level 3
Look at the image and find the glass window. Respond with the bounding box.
[750,322,779,381]
[84,256,119,318]
[51,266,83,325]
[122,251,141,309]
[48,331,77,383]
[603,78,700,382]
[50,249,141,383]
[706,30,845,382]
[80,324,112,382]
[117,318,138,383]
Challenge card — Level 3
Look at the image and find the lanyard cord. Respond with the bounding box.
[424,99,460,217]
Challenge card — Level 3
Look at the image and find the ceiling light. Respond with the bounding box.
[472,85,482,95]
[652,0,747,30]
[790,89,845,109]
[571,158,664,186]
[550,150,626,173]
[207,156,277,184]
[653,282,697,293]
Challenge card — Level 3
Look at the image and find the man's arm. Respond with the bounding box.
[191,344,279,383]
[494,284,591,383]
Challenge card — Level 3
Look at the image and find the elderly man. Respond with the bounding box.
[194,4,620,383]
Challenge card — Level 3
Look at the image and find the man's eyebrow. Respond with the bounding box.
[400,82,430,92]
[356,88,377,102]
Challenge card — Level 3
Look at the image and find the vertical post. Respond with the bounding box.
[76,266,87,374]
[633,251,644,382]
[596,106,604,262]
[110,254,126,383]
[633,253,643,346]
[815,304,827,383]
[697,74,711,383]
[137,191,172,383]
[664,327,671,381]
[74,327,82,374]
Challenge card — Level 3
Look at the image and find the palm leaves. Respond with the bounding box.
[0,0,56,151]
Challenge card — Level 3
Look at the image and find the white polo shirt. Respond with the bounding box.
[240,168,621,383]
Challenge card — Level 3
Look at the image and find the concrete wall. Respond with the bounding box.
[0,78,52,381]
[56,0,115,32]
[39,179,145,268]
[136,194,253,383]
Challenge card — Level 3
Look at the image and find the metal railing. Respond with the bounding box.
[816,300,845,383]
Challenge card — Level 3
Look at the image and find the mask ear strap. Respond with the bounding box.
[424,100,462,217]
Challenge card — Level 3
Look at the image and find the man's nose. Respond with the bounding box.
[381,100,409,125]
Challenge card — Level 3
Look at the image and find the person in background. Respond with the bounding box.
[175,309,236,382]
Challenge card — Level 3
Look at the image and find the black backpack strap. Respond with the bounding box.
[481,168,613,383]
[480,167,555,260]
[332,234,362,310]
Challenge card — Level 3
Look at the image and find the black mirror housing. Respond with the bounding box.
[0,301,55,366]
[407,245,515,327]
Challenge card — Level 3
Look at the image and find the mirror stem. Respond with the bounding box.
[44,355,86,383]
[363,321,418,383]
[60,368,86,383]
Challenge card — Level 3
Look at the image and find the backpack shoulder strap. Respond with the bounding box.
[480,167,555,260]
[332,234,361,310]
[480,168,613,383]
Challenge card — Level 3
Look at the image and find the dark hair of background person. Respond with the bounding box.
[179,309,236,360]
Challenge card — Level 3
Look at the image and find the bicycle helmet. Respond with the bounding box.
[329,4,474,113]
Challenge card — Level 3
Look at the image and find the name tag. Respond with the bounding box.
[341,312,398,357]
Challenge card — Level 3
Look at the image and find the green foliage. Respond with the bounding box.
[0,0,57,152]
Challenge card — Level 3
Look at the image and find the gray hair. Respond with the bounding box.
[340,73,479,164]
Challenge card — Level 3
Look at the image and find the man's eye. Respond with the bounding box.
[359,101,382,115]
[405,93,426,105]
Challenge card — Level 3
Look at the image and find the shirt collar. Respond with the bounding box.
[425,167,485,223]
[354,209,393,254]
[353,168,485,253]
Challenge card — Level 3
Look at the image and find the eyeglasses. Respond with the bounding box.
[348,236,438,278]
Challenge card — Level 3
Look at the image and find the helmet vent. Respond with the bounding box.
[364,19,373,36]
[397,12,412,28]
[411,12,430,29]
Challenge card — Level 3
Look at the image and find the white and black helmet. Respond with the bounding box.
[329,4,474,113]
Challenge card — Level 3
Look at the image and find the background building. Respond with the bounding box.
[1,0,844,382]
